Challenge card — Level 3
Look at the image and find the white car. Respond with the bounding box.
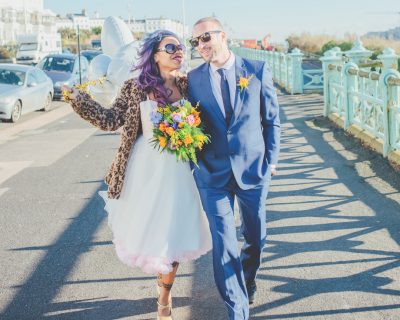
[0,64,54,122]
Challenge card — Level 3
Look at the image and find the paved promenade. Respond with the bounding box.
[0,92,399,319]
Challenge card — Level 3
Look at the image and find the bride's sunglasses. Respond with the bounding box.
[189,30,222,48]
[157,43,186,54]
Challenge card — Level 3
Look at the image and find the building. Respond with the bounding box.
[65,10,105,31]
[127,17,188,39]
[0,0,57,44]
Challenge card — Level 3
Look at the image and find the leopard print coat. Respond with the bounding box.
[69,76,188,199]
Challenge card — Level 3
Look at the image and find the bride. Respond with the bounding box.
[62,30,211,320]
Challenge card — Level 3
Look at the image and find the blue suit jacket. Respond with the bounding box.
[188,55,280,190]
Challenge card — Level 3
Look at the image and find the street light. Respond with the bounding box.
[181,0,186,44]
[77,24,82,84]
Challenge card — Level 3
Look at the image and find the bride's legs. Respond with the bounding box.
[157,262,179,317]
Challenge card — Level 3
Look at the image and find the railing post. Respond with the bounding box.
[289,48,304,94]
[346,39,372,66]
[320,49,343,117]
[343,62,359,129]
[279,52,285,88]
[273,51,279,82]
[378,48,400,156]
[286,53,292,93]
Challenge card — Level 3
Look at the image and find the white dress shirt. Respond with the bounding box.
[209,51,236,117]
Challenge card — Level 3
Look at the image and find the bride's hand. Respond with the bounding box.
[61,85,79,100]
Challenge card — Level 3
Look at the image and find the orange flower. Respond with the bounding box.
[183,134,194,146]
[194,117,201,127]
[159,123,167,132]
[178,122,184,128]
[165,127,175,136]
[159,136,167,148]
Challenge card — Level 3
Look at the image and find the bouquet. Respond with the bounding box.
[150,100,210,164]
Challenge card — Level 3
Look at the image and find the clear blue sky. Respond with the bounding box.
[44,0,400,42]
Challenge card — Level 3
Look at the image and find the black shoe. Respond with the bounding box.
[246,281,257,304]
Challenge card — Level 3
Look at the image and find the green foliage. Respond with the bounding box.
[91,26,102,35]
[59,27,76,40]
[320,41,352,55]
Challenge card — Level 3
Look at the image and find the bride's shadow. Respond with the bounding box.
[45,297,191,320]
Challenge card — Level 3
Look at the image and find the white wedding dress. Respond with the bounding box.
[99,98,212,274]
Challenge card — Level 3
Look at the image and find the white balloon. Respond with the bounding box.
[107,41,141,87]
[101,16,134,56]
[88,54,112,80]
[88,80,119,108]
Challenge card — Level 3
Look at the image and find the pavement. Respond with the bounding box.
[0,90,400,319]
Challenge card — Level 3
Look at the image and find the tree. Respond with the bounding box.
[91,26,102,36]
[59,27,76,41]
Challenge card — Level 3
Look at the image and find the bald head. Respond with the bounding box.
[193,17,224,31]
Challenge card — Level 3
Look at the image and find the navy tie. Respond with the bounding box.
[217,68,233,126]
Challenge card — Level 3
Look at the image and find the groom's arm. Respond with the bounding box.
[260,62,281,168]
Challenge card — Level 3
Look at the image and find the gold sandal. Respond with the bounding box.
[157,300,172,320]
[156,262,179,320]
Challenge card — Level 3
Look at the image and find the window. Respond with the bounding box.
[38,57,74,73]
[0,69,26,86]
[19,43,38,51]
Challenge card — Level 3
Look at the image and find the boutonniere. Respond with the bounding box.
[238,74,254,92]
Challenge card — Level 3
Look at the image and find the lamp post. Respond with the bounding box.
[181,0,186,45]
[77,24,82,84]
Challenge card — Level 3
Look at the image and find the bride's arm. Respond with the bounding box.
[64,79,141,131]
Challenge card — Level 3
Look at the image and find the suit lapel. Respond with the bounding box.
[200,63,226,125]
[233,55,247,123]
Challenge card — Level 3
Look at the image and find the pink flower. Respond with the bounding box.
[186,114,195,126]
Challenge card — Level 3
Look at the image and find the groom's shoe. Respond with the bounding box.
[246,281,257,304]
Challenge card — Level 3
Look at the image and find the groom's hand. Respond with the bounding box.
[271,164,277,176]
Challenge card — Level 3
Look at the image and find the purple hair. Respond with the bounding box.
[134,30,181,106]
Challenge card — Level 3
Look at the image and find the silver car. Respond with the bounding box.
[0,64,54,122]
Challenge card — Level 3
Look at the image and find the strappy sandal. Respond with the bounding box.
[157,300,173,320]
[156,262,179,320]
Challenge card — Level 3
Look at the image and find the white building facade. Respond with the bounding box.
[65,10,105,31]
[0,0,57,44]
[128,18,188,39]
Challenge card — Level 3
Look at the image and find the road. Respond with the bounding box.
[1,89,400,319]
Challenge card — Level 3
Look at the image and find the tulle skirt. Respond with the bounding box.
[99,135,212,274]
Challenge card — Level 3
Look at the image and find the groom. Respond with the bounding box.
[188,17,280,319]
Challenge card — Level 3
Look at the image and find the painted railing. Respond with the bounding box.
[321,40,400,156]
[231,47,323,94]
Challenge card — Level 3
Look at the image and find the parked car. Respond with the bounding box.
[80,50,102,64]
[36,53,89,99]
[0,64,53,123]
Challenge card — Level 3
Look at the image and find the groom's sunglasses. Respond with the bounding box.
[189,30,222,48]
[157,43,186,54]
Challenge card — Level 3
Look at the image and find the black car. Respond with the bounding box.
[81,50,102,64]
[36,53,89,99]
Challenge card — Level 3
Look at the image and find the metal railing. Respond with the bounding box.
[321,41,400,156]
[231,46,323,94]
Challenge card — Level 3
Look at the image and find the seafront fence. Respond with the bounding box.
[232,40,400,158]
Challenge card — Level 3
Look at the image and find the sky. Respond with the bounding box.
[43,0,400,43]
